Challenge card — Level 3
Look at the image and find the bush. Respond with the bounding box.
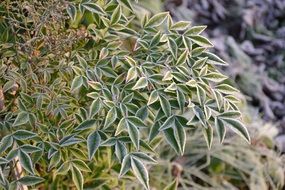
[0,0,250,189]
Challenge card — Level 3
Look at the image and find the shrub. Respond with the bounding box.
[0,0,250,189]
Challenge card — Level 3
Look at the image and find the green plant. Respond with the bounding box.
[0,0,250,189]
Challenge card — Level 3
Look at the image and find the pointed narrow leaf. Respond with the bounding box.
[131,152,156,164]
[222,118,250,142]
[131,157,150,190]
[164,128,180,154]
[159,95,171,117]
[132,77,147,90]
[13,112,29,127]
[127,116,146,128]
[159,115,175,131]
[104,107,117,128]
[189,35,213,47]
[203,126,213,149]
[13,130,36,140]
[17,176,44,186]
[145,12,168,28]
[127,123,140,149]
[19,150,34,174]
[184,25,207,35]
[72,166,83,190]
[174,120,186,155]
[82,3,105,15]
[115,141,127,162]
[119,155,131,176]
[75,119,96,131]
[87,131,101,160]
[215,118,226,143]
[111,5,121,24]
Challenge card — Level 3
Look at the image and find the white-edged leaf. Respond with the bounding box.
[127,123,140,150]
[87,131,101,160]
[215,118,226,143]
[104,107,117,128]
[131,157,150,190]
[13,130,36,140]
[19,150,34,174]
[82,3,105,15]
[189,35,213,47]
[71,166,83,190]
[13,112,29,127]
[145,12,168,28]
[75,119,96,131]
[203,126,213,149]
[119,154,131,176]
[222,118,250,142]
[132,77,147,90]
[216,84,239,94]
[17,176,44,186]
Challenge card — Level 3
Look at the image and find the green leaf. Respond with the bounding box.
[71,76,83,92]
[201,52,228,66]
[117,0,133,11]
[87,131,101,160]
[75,119,96,131]
[72,160,91,172]
[104,107,117,128]
[67,4,77,21]
[0,135,13,153]
[13,111,29,127]
[218,111,241,119]
[19,150,34,174]
[192,57,208,69]
[159,115,175,131]
[164,128,180,154]
[72,166,83,190]
[131,157,150,190]
[168,38,178,58]
[177,89,186,112]
[127,122,140,150]
[192,106,206,127]
[216,84,239,94]
[132,77,148,90]
[176,50,188,65]
[170,21,190,31]
[203,126,213,149]
[82,3,105,15]
[13,130,36,140]
[163,178,178,190]
[184,25,207,35]
[126,67,137,83]
[145,12,168,28]
[222,118,250,142]
[17,176,44,186]
[89,98,101,118]
[131,152,156,164]
[174,120,186,155]
[127,116,146,128]
[147,90,159,105]
[119,154,131,176]
[203,72,227,83]
[189,35,213,47]
[111,5,121,24]
[159,95,171,117]
[148,122,160,142]
[115,141,127,162]
[215,117,226,143]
